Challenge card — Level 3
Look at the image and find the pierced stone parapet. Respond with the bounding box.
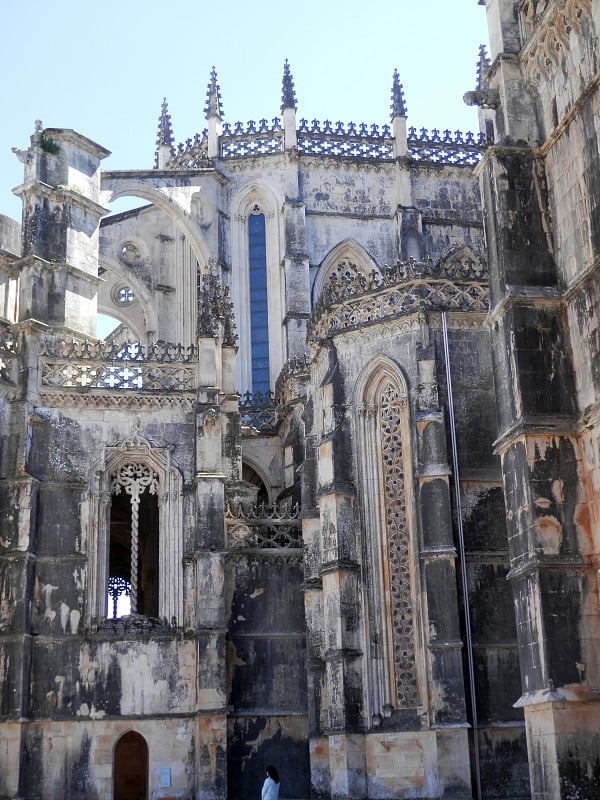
[308,257,489,341]
[239,389,278,433]
[222,119,284,136]
[40,359,198,392]
[408,126,487,166]
[168,132,212,169]
[225,500,302,549]
[220,119,284,158]
[299,119,392,138]
[39,338,199,393]
[40,338,198,362]
[166,118,486,167]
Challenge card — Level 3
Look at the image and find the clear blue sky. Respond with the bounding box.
[0,1,488,220]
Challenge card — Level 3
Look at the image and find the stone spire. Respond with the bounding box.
[390,70,408,158]
[155,97,174,169]
[390,69,407,119]
[476,44,491,90]
[204,67,223,119]
[205,68,223,159]
[281,59,297,112]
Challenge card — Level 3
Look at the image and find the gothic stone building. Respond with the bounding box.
[1,2,600,799]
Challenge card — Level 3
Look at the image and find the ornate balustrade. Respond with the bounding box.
[309,257,489,340]
[167,119,487,167]
[219,119,284,157]
[225,500,302,549]
[407,126,487,166]
[297,118,394,159]
[39,338,198,393]
[239,389,278,433]
[168,132,213,169]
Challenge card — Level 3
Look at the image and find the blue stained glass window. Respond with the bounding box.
[248,213,270,393]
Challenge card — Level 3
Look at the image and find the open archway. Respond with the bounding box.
[114,731,148,800]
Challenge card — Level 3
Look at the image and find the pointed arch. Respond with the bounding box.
[87,435,183,626]
[97,252,154,343]
[242,457,272,504]
[353,356,422,724]
[312,239,380,303]
[437,243,485,277]
[231,182,284,393]
[100,179,211,271]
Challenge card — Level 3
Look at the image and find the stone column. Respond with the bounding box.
[314,351,366,800]
[415,339,469,727]
[480,142,600,799]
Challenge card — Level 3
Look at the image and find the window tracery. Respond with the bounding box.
[356,365,420,722]
[87,435,183,628]
[230,185,284,394]
[379,380,417,706]
[110,463,159,615]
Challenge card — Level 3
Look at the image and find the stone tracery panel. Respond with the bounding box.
[110,462,160,614]
[87,435,183,627]
[379,380,417,707]
[357,365,419,721]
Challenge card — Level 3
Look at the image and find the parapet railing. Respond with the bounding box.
[220,119,284,157]
[38,339,199,393]
[168,119,488,167]
[225,501,302,549]
[309,256,490,340]
[239,389,278,433]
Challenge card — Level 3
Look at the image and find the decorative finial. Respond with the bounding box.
[281,59,297,112]
[390,69,407,119]
[204,67,223,119]
[476,45,491,90]
[156,98,174,147]
[154,98,175,168]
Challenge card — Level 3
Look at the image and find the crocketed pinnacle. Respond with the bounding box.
[154,98,174,168]
[390,69,407,119]
[197,273,237,346]
[281,59,297,112]
[204,67,223,119]
[476,45,491,90]
[156,98,174,147]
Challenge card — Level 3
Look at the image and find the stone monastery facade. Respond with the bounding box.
[1,1,600,799]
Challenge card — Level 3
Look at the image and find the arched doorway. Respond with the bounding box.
[114,731,148,800]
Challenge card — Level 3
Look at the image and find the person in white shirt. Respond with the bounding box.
[261,765,280,800]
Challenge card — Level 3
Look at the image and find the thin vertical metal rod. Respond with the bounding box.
[441,311,482,800]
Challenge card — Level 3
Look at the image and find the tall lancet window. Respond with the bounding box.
[87,436,183,628]
[248,211,270,393]
[357,367,419,723]
[107,462,160,618]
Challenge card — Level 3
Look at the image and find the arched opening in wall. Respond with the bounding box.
[248,211,270,393]
[113,731,148,800]
[230,185,284,395]
[242,462,269,505]
[99,187,209,350]
[107,464,160,618]
[355,362,421,724]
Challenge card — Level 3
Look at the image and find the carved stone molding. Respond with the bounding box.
[37,390,196,410]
